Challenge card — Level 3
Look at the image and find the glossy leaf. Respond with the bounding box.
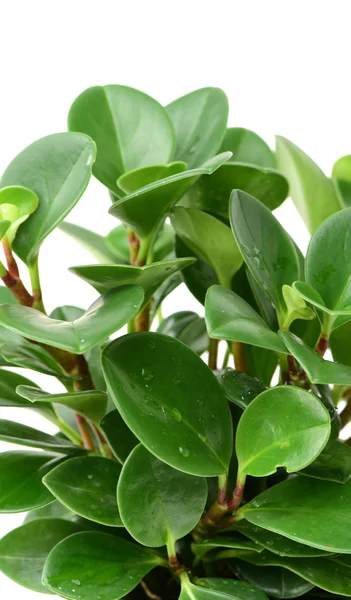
[68,84,175,192]
[220,127,275,168]
[191,536,262,560]
[24,500,75,523]
[166,87,228,168]
[117,162,187,194]
[42,531,163,599]
[236,386,330,477]
[106,222,175,264]
[0,518,81,593]
[301,439,351,483]
[181,578,269,600]
[239,475,351,552]
[0,369,55,421]
[0,285,17,304]
[0,338,76,379]
[0,219,10,240]
[0,451,62,512]
[99,410,138,463]
[105,224,130,261]
[235,561,314,599]
[109,152,231,239]
[279,330,351,384]
[157,311,208,355]
[0,285,144,352]
[217,369,266,410]
[230,190,301,313]
[171,207,243,288]
[330,319,351,365]
[205,286,287,354]
[175,235,219,304]
[281,285,315,328]
[1,133,96,264]
[276,135,341,233]
[43,456,122,526]
[332,154,351,206]
[242,345,278,387]
[59,221,118,263]
[0,419,82,453]
[102,332,233,477]
[16,385,108,425]
[180,163,288,220]
[0,186,38,244]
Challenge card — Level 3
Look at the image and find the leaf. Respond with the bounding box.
[0,219,10,240]
[241,551,351,597]
[16,385,108,425]
[191,536,262,560]
[99,410,138,463]
[230,190,301,313]
[217,369,266,410]
[220,127,275,168]
[0,369,55,421]
[101,332,233,477]
[235,561,314,599]
[0,186,39,244]
[0,451,63,512]
[59,221,118,263]
[180,578,269,600]
[70,258,195,305]
[175,235,219,304]
[24,500,75,523]
[0,518,81,593]
[180,163,288,220]
[42,531,163,599]
[43,456,122,526]
[330,319,351,365]
[105,224,130,261]
[332,154,351,206]
[0,285,144,353]
[0,285,17,303]
[281,285,315,328]
[300,439,351,483]
[117,162,187,194]
[118,444,207,547]
[0,338,76,379]
[166,87,228,168]
[0,419,83,453]
[149,271,182,322]
[171,207,243,288]
[205,286,287,354]
[279,330,351,384]
[1,133,96,264]
[236,386,330,477]
[238,475,351,552]
[276,135,341,233]
[107,222,175,264]
[157,311,208,355]
[242,346,278,387]
[109,153,231,239]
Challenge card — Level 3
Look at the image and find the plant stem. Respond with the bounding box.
[227,473,246,511]
[140,581,162,600]
[75,413,95,451]
[222,345,231,369]
[208,338,218,370]
[29,257,45,312]
[127,229,140,265]
[56,415,82,445]
[194,474,229,538]
[135,302,150,332]
[166,536,183,575]
[0,260,33,306]
[315,313,333,357]
[232,341,247,372]
[2,237,19,279]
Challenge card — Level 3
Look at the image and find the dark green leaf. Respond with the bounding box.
[301,440,351,483]
[220,127,275,168]
[180,577,269,600]
[0,285,17,304]
[59,221,118,263]
[0,338,76,379]
[235,561,314,599]
[242,345,278,387]
[0,419,82,453]
[191,536,262,560]
[217,369,266,410]
[24,500,75,523]
[0,369,55,421]
[149,271,182,322]
[157,311,208,355]
[175,235,219,304]
[99,410,138,463]
[330,320,351,365]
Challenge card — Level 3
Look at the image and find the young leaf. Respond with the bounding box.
[101,332,233,477]
[276,135,341,233]
[118,444,207,547]
[0,369,55,421]
[0,451,63,512]
[42,531,163,599]
[166,87,228,168]
[217,369,266,410]
[300,439,351,483]
[239,476,351,552]
[99,410,138,463]
[16,385,108,425]
[230,190,301,314]
[68,84,175,192]
[0,285,144,352]
[0,518,81,593]
[236,386,330,477]
[281,285,315,328]
[205,286,287,354]
[332,154,351,206]
[43,456,122,526]
[157,311,208,355]
[191,536,262,560]
[235,561,314,599]
[1,133,96,264]
[59,221,119,263]
[0,419,83,454]
[117,162,187,194]
[220,127,275,168]
[171,208,243,288]
[0,186,38,244]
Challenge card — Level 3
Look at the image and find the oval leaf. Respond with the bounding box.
[99,410,138,463]
[218,369,266,410]
[0,186,39,244]
[235,560,313,599]
[59,221,118,263]
[301,439,351,483]
[117,162,187,194]
[220,127,275,168]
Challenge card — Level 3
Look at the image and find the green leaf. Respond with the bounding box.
[99,410,138,463]
[191,536,262,560]
[175,236,219,304]
[235,561,314,599]
[102,332,233,477]
[332,154,351,206]
[236,386,330,477]
[1,133,96,264]
[106,222,175,264]
[109,152,231,239]
[118,444,207,547]
[59,221,118,263]
[239,475,351,552]
[42,531,163,599]
[180,163,288,220]
[68,85,175,192]
[300,439,351,483]
[195,578,269,600]
[70,258,195,304]
[24,500,75,523]
[281,285,315,328]
[230,190,301,314]
[0,220,10,240]
[0,369,55,421]
[0,186,38,244]
[330,319,351,365]
[276,135,341,233]
[242,346,278,387]
[279,330,351,384]
[117,162,187,194]
[205,286,287,354]
[0,451,63,512]
[0,285,144,352]
[0,419,82,453]
[166,87,228,168]
[0,338,76,379]
[220,127,275,168]
[105,224,130,261]
[43,456,122,526]
[157,311,208,355]
[0,518,81,593]
[171,208,243,288]
[0,285,17,303]
[217,369,266,410]
[16,386,108,425]
[241,551,351,597]
[150,272,182,322]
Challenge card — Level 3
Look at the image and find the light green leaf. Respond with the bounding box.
[0,220,10,240]
[220,127,275,168]
[59,221,118,263]
[117,162,187,194]
[281,285,315,328]
[194,578,269,600]
[0,186,38,244]
[332,154,351,206]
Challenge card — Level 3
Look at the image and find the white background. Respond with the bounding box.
[0,0,351,597]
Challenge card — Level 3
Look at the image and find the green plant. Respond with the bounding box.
[0,84,351,600]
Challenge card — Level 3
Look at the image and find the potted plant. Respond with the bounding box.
[0,84,351,600]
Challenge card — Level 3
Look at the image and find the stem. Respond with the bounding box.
[222,345,231,369]
[127,229,140,265]
[194,474,229,538]
[135,302,150,332]
[2,237,19,279]
[56,415,82,445]
[315,313,333,357]
[166,535,183,575]
[227,473,246,511]
[29,257,45,312]
[208,338,218,370]
[75,413,95,451]
[232,341,247,372]
[1,263,33,306]
[140,581,162,600]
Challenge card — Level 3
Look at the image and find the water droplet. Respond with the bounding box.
[87,474,93,480]
[179,446,190,457]
[130,382,136,389]
[172,374,181,385]
[80,338,85,343]
[72,580,81,586]
[148,340,156,349]
[171,408,182,422]
[141,366,154,381]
